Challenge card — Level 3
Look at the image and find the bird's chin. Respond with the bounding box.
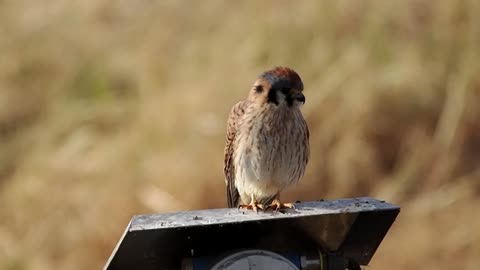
[293,100,305,107]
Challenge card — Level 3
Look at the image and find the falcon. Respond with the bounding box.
[223,66,310,212]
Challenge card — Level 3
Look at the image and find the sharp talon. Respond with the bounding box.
[238,204,250,210]
[283,203,295,209]
[238,201,263,213]
[266,199,295,212]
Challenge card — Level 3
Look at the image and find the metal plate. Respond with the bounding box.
[103,197,400,270]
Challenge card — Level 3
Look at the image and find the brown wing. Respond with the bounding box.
[304,117,310,165]
[223,100,248,208]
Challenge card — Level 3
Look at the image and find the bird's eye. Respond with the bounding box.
[281,88,290,95]
[254,85,264,93]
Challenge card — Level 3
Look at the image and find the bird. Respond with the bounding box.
[223,66,310,212]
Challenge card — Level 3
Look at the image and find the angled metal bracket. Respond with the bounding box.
[104,197,400,270]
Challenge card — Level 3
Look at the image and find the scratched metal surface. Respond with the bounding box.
[130,197,396,231]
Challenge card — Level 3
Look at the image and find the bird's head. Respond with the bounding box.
[248,66,305,108]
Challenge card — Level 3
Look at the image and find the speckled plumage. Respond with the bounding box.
[223,67,310,210]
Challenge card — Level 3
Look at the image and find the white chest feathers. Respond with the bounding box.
[233,106,308,200]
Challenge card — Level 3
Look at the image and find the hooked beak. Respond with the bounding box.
[293,92,305,104]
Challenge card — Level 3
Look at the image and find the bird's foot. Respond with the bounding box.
[238,201,264,213]
[266,199,295,212]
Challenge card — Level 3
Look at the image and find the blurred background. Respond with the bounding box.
[1,1,479,269]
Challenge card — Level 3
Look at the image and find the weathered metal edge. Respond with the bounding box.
[102,218,133,270]
[129,197,399,231]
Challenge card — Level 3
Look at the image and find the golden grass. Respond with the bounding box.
[1,1,479,269]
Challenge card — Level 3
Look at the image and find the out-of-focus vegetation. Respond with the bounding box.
[1,1,479,269]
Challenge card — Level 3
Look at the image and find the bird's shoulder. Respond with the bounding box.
[224,99,250,163]
[227,99,251,128]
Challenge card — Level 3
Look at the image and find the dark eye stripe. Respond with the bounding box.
[267,87,279,105]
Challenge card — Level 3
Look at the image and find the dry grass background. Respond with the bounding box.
[0,0,479,269]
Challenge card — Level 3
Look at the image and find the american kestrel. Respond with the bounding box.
[223,66,310,212]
